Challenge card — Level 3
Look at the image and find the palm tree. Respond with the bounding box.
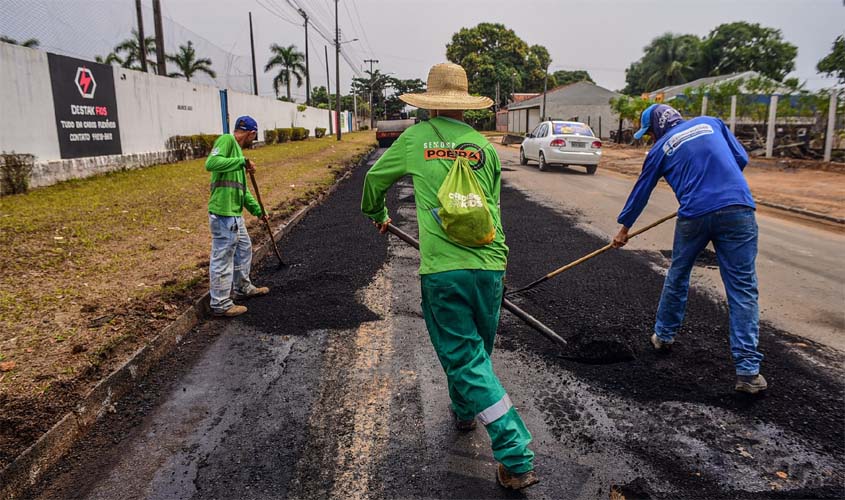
[264,44,306,101]
[1,36,39,48]
[167,41,215,81]
[95,52,124,65]
[114,29,157,71]
[645,34,700,90]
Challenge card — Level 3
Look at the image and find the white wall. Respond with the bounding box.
[226,91,334,137]
[0,43,59,160]
[114,68,222,155]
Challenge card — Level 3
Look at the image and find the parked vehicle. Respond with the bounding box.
[519,121,602,174]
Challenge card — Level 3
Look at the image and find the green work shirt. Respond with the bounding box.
[205,134,263,217]
[361,116,508,275]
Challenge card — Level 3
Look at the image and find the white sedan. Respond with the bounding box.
[519,121,602,174]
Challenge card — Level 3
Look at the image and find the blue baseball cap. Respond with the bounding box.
[234,115,258,132]
[634,104,683,140]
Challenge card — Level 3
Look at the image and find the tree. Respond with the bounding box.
[351,70,392,120]
[264,44,306,101]
[167,41,215,81]
[384,77,426,117]
[817,35,845,83]
[95,52,124,65]
[702,22,797,81]
[0,36,39,48]
[551,70,594,86]
[623,33,703,94]
[114,29,157,71]
[446,23,551,107]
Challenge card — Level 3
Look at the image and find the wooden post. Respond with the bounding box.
[701,95,708,116]
[729,95,737,133]
[135,0,147,73]
[766,95,778,158]
[824,91,838,162]
[152,0,166,76]
[248,12,258,96]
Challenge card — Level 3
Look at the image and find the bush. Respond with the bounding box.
[0,152,34,195]
[359,125,369,131]
[314,127,326,138]
[264,129,278,144]
[167,134,220,159]
[291,127,308,141]
[277,128,292,143]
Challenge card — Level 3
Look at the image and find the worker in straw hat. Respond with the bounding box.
[361,63,538,490]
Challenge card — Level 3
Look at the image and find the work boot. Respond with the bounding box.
[235,286,269,300]
[735,374,768,394]
[214,305,247,317]
[650,333,673,352]
[450,407,476,431]
[496,463,539,490]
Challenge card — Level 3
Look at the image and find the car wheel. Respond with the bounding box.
[519,148,528,165]
[538,152,547,171]
[586,165,598,175]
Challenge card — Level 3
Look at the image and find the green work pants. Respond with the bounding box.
[420,269,535,474]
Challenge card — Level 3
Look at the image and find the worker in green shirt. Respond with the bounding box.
[361,63,538,490]
[205,116,269,317]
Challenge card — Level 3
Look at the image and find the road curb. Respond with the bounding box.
[0,146,376,499]
[754,199,844,225]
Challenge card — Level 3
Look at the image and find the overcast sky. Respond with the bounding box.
[2,0,843,99]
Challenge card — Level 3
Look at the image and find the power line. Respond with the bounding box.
[349,0,375,58]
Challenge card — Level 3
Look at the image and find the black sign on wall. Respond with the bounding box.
[47,53,122,159]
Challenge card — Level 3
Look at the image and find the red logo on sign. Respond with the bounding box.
[74,67,97,99]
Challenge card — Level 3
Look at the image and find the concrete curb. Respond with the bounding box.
[0,147,376,499]
[754,199,844,225]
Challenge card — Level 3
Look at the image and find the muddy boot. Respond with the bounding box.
[496,463,539,490]
[650,333,673,352]
[235,286,270,300]
[450,408,476,432]
[735,374,768,394]
[214,305,247,317]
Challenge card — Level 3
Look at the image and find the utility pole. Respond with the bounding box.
[152,0,166,76]
[352,90,358,131]
[335,0,341,141]
[135,0,147,73]
[364,58,379,128]
[325,45,332,135]
[295,9,311,106]
[248,12,258,95]
[541,68,548,120]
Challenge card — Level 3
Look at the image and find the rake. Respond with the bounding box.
[247,168,286,269]
[506,212,677,298]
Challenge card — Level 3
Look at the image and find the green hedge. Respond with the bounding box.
[315,127,327,138]
[168,134,220,159]
[291,127,308,141]
[264,129,278,144]
[277,128,292,143]
[0,152,34,195]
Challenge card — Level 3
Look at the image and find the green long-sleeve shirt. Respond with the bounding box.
[361,116,508,275]
[205,134,263,217]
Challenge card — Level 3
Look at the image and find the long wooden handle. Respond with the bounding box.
[507,211,678,295]
[248,168,285,265]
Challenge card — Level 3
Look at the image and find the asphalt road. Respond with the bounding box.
[496,144,845,352]
[28,150,844,500]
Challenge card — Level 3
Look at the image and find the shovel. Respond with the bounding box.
[506,211,677,297]
[246,167,286,269]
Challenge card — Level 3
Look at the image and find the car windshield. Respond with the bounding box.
[552,123,593,137]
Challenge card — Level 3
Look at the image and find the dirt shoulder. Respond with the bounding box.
[0,132,376,468]
[598,144,845,222]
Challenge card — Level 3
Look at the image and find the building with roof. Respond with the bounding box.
[645,71,793,101]
[506,81,622,138]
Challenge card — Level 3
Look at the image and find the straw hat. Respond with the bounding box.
[399,63,493,110]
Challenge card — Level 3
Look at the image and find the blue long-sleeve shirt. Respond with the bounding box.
[617,116,754,228]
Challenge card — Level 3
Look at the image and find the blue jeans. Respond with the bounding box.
[209,214,256,313]
[655,205,763,376]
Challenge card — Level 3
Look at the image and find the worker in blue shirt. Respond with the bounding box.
[612,103,766,394]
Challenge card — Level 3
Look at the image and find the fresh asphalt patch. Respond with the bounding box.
[25,151,844,499]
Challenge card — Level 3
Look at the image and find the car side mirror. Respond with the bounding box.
[526,133,534,138]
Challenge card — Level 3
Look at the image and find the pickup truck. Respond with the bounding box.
[376,117,417,148]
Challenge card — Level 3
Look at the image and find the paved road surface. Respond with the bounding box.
[496,143,845,352]
[29,150,843,500]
